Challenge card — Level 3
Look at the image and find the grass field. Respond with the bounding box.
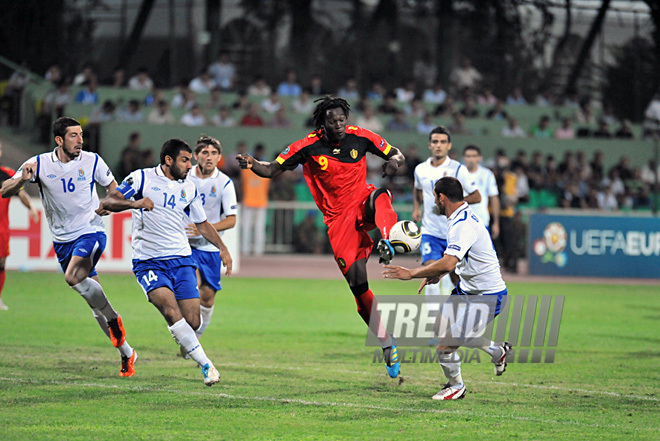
[1,271,659,440]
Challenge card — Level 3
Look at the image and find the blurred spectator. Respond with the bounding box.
[643,92,660,138]
[366,81,386,101]
[189,70,217,94]
[232,90,250,112]
[590,150,605,183]
[511,150,529,174]
[386,110,412,132]
[597,185,618,210]
[171,82,195,109]
[261,92,282,114]
[44,63,63,85]
[309,74,328,96]
[574,98,596,125]
[118,99,144,123]
[412,50,437,89]
[180,104,207,126]
[117,132,143,180]
[128,67,154,91]
[147,100,175,125]
[433,94,457,117]
[145,87,165,107]
[356,105,383,132]
[74,78,99,104]
[416,113,436,135]
[73,62,96,86]
[602,169,625,196]
[599,102,617,127]
[563,92,580,108]
[404,98,426,119]
[268,107,292,128]
[477,87,498,106]
[108,66,126,88]
[592,119,612,139]
[561,179,587,208]
[395,80,416,103]
[247,75,272,97]
[240,103,265,126]
[337,77,360,100]
[535,89,554,107]
[241,144,270,255]
[208,51,236,91]
[501,117,526,138]
[506,87,527,106]
[486,100,508,120]
[615,120,634,139]
[423,82,447,105]
[448,112,473,135]
[277,69,302,96]
[292,89,314,114]
[206,86,224,110]
[41,81,70,119]
[530,115,552,138]
[527,151,545,190]
[378,92,399,114]
[495,165,519,272]
[555,117,575,140]
[449,57,482,94]
[459,96,480,118]
[575,151,593,183]
[211,105,235,127]
[557,151,576,176]
[640,159,660,185]
[293,211,323,254]
[611,156,634,181]
[89,100,116,124]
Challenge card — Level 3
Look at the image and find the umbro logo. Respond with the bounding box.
[151,186,161,191]
[47,174,57,179]
[333,149,340,155]
[78,248,88,253]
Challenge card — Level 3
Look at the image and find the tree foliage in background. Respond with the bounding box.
[603,37,659,122]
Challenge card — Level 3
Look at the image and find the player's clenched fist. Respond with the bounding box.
[21,162,37,182]
[136,197,154,211]
[236,154,253,169]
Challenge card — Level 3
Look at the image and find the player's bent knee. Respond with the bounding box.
[350,282,369,297]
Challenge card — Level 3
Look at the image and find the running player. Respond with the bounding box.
[412,126,481,296]
[1,117,137,377]
[237,95,405,378]
[185,135,237,342]
[462,144,500,239]
[0,141,39,310]
[100,138,232,387]
[384,177,511,400]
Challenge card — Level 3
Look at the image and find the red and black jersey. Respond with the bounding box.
[276,126,393,223]
[0,166,16,231]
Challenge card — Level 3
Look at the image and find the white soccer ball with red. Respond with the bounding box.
[388,220,421,254]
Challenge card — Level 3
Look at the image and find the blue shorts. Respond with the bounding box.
[452,281,507,317]
[191,248,222,292]
[132,256,199,300]
[420,234,447,264]
[53,232,107,277]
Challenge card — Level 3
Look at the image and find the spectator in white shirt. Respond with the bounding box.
[128,67,154,91]
[189,71,217,94]
[181,104,207,126]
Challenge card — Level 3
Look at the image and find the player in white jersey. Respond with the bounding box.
[184,135,237,343]
[384,177,511,401]
[463,144,500,240]
[413,126,481,297]
[100,138,233,387]
[0,117,137,377]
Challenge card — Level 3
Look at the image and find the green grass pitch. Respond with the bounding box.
[1,271,659,440]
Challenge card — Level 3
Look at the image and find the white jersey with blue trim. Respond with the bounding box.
[116,166,207,260]
[444,202,506,294]
[186,166,238,252]
[13,149,114,242]
[414,157,478,239]
[465,165,498,225]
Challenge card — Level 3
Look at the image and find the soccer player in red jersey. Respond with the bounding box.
[237,96,405,377]
[0,141,39,310]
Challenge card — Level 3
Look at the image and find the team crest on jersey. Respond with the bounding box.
[77,168,86,181]
[350,149,358,159]
[281,146,290,155]
[179,189,187,201]
[124,177,134,186]
[337,257,346,268]
[210,185,217,197]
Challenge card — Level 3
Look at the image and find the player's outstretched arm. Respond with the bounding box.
[196,220,232,276]
[382,146,405,177]
[1,162,36,198]
[99,189,154,213]
[236,154,284,179]
[383,254,459,292]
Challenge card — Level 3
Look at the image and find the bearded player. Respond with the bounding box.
[237,95,405,378]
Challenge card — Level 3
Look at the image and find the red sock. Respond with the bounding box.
[374,192,397,239]
[0,270,5,296]
[355,289,389,342]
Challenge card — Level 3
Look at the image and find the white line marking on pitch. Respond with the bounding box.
[0,376,656,431]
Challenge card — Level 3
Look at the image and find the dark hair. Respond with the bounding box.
[434,177,464,202]
[160,139,192,165]
[311,95,350,131]
[52,117,81,138]
[195,135,222,154]
[429,126,451,142]
[463,144,481,155]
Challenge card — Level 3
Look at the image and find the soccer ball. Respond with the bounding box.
[388,220,421,254]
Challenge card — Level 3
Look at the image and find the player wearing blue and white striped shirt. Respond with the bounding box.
[101,138,233,387]
[1,117,137,377]
[184,136,237,342]
[413,126,481,297]
[384,177,510,401]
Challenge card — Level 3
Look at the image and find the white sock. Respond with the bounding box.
[424,282,441,297]
[439,274,455,296]
[72,278,118,320]
[196,305,215,338]
[168,318,212,367]
[91,308,111,339]
[118,341,134,358]
[437,350,463,386]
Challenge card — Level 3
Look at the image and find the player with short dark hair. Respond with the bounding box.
[384,177,510,400]
[1,117,138,376]
[237,95,406,378]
